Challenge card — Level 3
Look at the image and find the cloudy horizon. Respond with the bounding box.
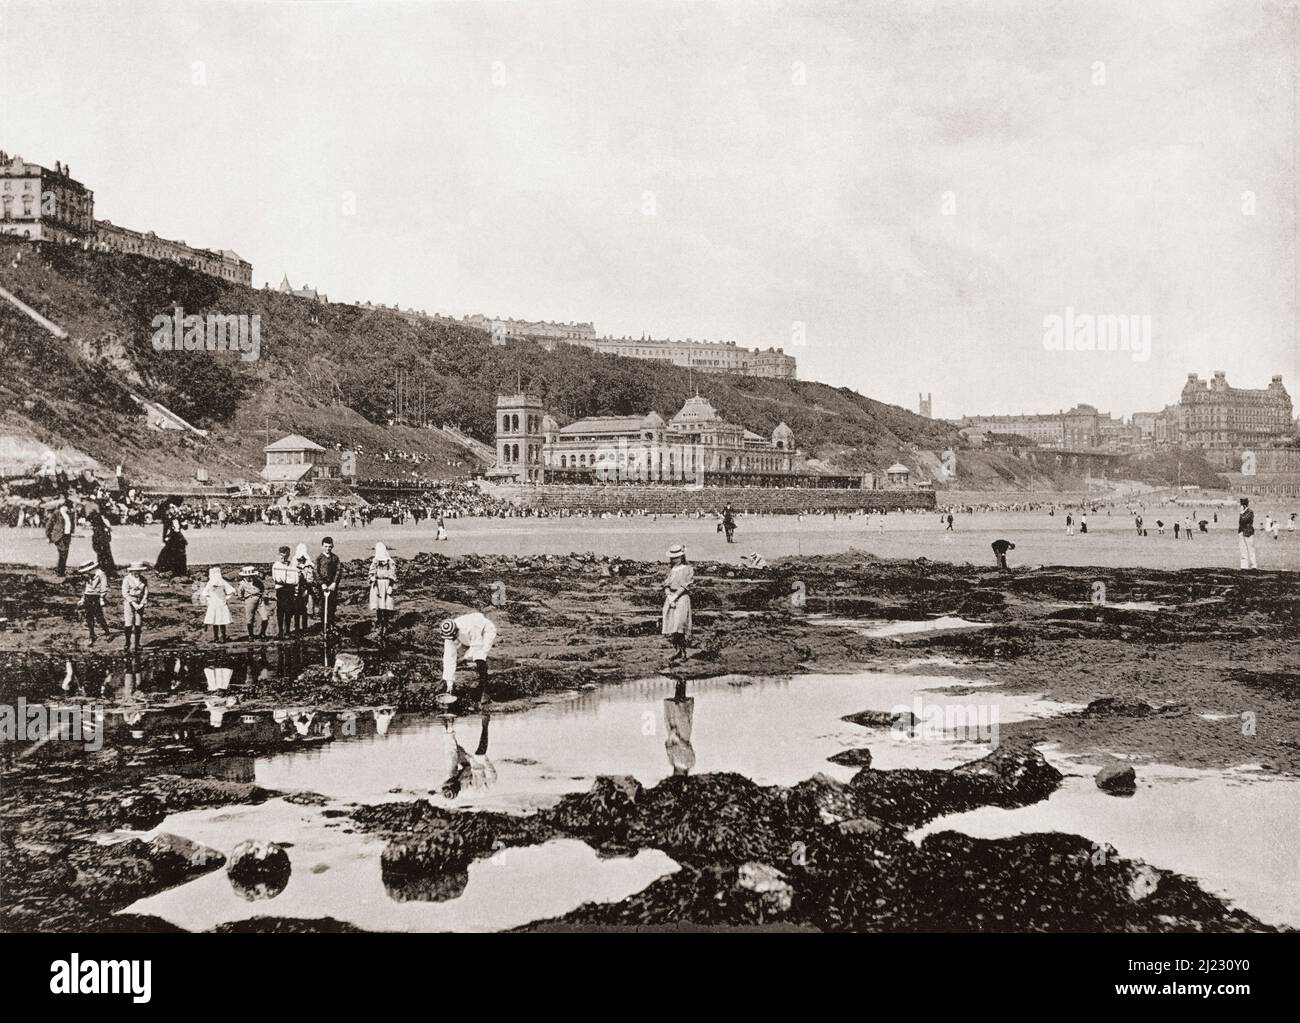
[3,0,1295,419]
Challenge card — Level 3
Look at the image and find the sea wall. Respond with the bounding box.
[483,482,936,514]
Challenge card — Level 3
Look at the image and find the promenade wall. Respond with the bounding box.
[483,482,936,514]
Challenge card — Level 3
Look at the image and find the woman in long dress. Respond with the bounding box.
[201,566,235,643]
[368,542,397,642]
[661,544,693,663]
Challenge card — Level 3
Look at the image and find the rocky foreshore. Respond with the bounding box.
[2,552,1296,931]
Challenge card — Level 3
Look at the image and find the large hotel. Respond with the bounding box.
[463,312,797,380]
[0,149,251,286]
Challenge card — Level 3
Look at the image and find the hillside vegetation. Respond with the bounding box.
[0,239,1209,492]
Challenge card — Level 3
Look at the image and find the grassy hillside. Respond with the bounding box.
[1,238,1193,493]
[0,239,973,485]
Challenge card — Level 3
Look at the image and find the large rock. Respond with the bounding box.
[1081,697,1153,718]
[117,793,167,830]
[842,709,917,730]
[227,840,291,901]
[1095,762,1137,795]
[550,775,644,844]
[735,862,793,915]
[826,747,873,768]
[333,652,365,682]
[148,833,225,874]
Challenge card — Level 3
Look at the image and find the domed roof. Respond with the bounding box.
[671,395,720,424]
[541,414,559,431]
[642,410,665,428]
[886,462,910,474]
[772,421,793,438]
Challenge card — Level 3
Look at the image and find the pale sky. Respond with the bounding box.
[3,0,1296,418]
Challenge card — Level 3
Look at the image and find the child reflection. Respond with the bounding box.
[440,711,497,800]
[664,678,696,776]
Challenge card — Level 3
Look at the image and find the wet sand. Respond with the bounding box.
[4,504,1300,572]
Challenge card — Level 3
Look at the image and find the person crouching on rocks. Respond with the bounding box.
[368,542,397,642]
[238,566,270,640]
[439,611,497,706]
[121,560,149,653]
[662,544,693,663]
[76,558,113,645]
[201,566,236,643]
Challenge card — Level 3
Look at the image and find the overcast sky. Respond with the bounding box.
[3,0,1295,418]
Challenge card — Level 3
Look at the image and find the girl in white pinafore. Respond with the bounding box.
[368,542,398,642]
[661,544,693,663]
[201,566,236,643]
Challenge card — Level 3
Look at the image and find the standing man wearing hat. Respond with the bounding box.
[316,537,342,633]
[1237,497,1257,570]
[45,497,76,576]
[76,558,113,645]
[121,561,149,653]
[271,546,300,639]
[661,544,693,662]
[439,611,497,704]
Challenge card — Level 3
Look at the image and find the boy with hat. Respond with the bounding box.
[439,611,497,705]
[121,561,149,652]
[76,558,112,644]
[238,566,270,640]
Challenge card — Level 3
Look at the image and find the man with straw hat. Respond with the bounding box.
[661,544,693,663]
[75,557,113,645]
[439,610,497,705]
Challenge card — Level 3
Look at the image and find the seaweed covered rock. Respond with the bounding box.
[550,775,644,846]
[849,742,1062,828]
[147,833,225,874]
[227,839,291,901]
[117,793,167,830]
[1082,697,1154,718]
[627,773,794,865]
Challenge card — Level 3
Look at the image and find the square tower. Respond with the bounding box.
[494,392,546,482]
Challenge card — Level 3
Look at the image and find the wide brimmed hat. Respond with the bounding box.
[75,558,99,573]
[126,560,149,572]
[666,544,686,559]
[438,619,457,639]
[238,565,258,578]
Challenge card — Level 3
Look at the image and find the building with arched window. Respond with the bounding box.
[493,392,802,483]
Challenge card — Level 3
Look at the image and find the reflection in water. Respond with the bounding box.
[664,677,696,776]
[440,712,497,800]
[123,801,679,932]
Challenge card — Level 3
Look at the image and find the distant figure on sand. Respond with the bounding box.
[991,539,1015,573]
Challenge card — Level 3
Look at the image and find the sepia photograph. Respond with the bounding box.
[0,0,1295,1004]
